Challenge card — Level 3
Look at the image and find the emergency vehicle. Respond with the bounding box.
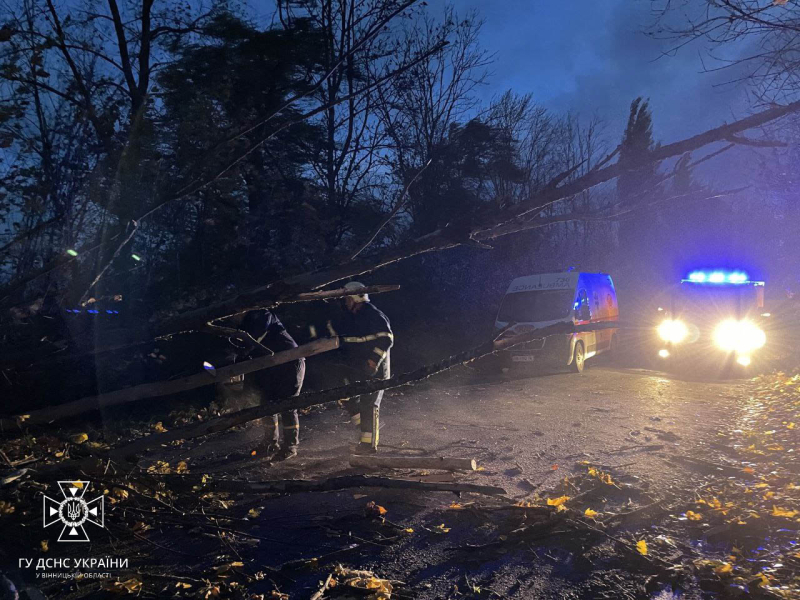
[655,270,770,369]
[494,271,619,373]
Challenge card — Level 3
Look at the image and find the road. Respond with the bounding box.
[205,359,747,489]
[160,358,752,598]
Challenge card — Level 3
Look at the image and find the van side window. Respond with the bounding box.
[577,289,591,320]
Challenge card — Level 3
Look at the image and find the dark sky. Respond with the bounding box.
[461,0,752,151]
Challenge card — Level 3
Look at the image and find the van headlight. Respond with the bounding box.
[713,319,766,353]
[657,319,688,344]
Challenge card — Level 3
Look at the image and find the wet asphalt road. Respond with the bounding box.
[205,358,749,494]
[157,356,756,598]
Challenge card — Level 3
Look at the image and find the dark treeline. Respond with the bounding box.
[1,0,799,391]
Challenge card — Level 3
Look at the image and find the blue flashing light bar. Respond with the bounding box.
[688,272,707,282]
[683,270,763,285]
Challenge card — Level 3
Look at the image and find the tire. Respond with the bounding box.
[571,341,585,373]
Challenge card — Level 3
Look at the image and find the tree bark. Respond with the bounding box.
[181,474,506,496]
[3,338,338,429]
[349,455,477,471]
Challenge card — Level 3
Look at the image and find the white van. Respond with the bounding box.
[494,271,619,373]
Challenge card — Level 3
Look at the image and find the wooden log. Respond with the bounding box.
[3,338,338,429]
[349,454,477,472]
[310,574,333,600]
[184,474,506,496]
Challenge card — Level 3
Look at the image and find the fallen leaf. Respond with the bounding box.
[754,573,770,586]
[365,501,387,517]
[743,467,755,474]
[636,540,648,556]
[103,577,142,594]
[70,433,88,444]
[214,561,244,576]
[546,495,570,507]
[584,508,599,518]
[404,528,414,533]
[40,540,48,552]
[771,506,798,518]
[248,508,262,518]
[433,523,450,533]
[147,460,171,474]
[715,562,733,575]
[152,421,168,433]
[685,510,703,521]
[175,460,189,474]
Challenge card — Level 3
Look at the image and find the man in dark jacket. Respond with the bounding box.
[328,282,393,453]
[238,309,305,460]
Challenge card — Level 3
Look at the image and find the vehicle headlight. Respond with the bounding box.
[713,319,766,353]
[657,319,688,344]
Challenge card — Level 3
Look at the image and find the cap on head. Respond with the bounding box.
[344,281,369,303]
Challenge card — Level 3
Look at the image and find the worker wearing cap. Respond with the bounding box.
[328,282,393,453]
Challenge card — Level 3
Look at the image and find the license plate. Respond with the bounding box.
[511,355,536,362]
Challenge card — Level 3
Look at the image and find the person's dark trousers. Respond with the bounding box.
[360,353,390,449]
[272,411,300,446]
[264,358,305,448]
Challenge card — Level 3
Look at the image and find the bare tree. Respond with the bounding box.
[649,0,800,101]
[0,0,219,300]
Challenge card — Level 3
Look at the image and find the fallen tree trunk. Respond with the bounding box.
[185,474,506,496]
[0,285,396,370]
[111,321,620,460]
[349,455,477,471]
[2,338,338,429]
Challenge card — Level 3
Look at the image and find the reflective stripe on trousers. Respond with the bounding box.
[358,352,389,449]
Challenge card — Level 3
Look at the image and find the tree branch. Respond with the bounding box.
[349,159,432,261]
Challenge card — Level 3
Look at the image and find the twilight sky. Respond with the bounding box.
[460,0,752,150]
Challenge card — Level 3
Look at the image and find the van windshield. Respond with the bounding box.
[497,289,574,323]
